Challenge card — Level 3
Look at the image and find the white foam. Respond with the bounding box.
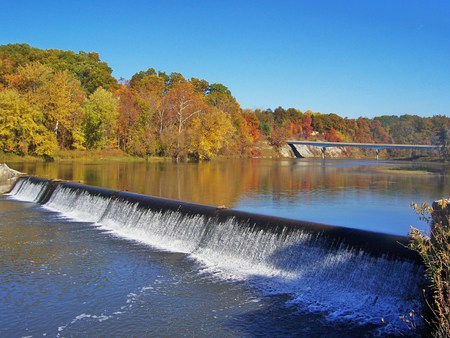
[6,178,47,202]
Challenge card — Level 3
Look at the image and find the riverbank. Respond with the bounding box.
[0,150,162,163]
[0,146,445,163]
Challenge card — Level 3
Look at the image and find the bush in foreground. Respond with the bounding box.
[409,200,450,337]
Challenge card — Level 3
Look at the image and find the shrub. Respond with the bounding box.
[409,200,450,337]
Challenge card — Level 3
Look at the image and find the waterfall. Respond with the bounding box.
[6,176,425,334]
[6,176,49,202]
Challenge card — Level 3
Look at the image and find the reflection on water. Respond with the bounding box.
[6,158,449,235]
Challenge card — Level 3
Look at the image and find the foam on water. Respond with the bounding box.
[45,185,111,222]
[6,177,48,202]
[7,177,425,335]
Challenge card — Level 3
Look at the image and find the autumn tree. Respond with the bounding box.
[369,119,390,144]
[0,89,57,158]
[116,85,141,153]
[161,82,204,160]
[354,117,373,143]
[269,125,289,150]
[323,128,343,142]
[244,112,260,142]
[4,61,53,105]
[4,62,86,149]
[83,87,119,149]
[188,107,234,160]
[0,44,117,94]
[44,70,86,149]
[302,112,313,139]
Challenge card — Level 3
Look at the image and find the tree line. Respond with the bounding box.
[0,43,448,160]
[245,107,449,157]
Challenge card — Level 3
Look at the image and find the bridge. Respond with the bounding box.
[287,140,441,159]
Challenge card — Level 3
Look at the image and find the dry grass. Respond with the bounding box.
[409,200,450,337]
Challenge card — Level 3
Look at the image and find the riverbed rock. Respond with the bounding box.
[0,163,23,193]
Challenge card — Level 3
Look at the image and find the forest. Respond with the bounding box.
[0,43,449,160]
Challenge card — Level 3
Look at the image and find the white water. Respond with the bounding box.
[6,178,48,202]
[8,178,424,335]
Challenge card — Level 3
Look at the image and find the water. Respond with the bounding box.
[6,158,449,235]
[0,176,426,336]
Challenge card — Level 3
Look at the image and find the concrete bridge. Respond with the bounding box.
[287,140,441,159]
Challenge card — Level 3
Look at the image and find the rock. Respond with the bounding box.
[289,144,344,158]
[0,163,23,193]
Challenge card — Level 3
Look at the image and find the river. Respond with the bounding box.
[1,158,447,337]
[6,158,449,235]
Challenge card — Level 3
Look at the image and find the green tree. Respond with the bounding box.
[83,87,119,149]
[0,43,117,94]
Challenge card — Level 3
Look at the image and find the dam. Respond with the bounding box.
[1,175,425,336]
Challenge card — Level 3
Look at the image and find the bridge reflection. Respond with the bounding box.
[287,140,441,159]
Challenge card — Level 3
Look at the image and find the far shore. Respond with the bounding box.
[374,166,444,175]
[0,149,447,165]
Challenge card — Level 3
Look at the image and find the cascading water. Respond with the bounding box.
[6,176,49,202]
[7,176,425,335]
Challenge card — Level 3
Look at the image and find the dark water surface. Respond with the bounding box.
[6,158,449,235]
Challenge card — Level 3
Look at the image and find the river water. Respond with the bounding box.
[6,158,449,235]
[1,159,447,337]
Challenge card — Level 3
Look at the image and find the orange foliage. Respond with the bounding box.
[244,113,260,142]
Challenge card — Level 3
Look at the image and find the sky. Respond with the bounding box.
[0,0,449,118]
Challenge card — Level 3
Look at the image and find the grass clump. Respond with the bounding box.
[409,200,450,337]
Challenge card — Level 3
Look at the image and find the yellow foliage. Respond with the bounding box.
[188,108,234,160]
[0,89,58,158]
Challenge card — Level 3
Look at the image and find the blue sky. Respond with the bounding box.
[1,0,449,118]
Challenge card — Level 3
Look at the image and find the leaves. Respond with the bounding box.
[83,87,119,149]
[409,201,450,336]
[0,89,58,158]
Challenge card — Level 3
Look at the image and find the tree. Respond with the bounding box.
[116,85,140,153]
[436,126,450,160]
[370,119,390,144]
[188,107,234,160]
[207,90,240,116]
[4,61,53,104]
[0,44,117,94]
[323,128,342,142]
[129,67,157,88]
[302,112,313,139]
[244,112,260,142]
[83,87,119,149]
[0,89,57,158]
[44,70,86,149]
[162,82,204,160]
[269,125,289,150]
[354,117,373,143]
